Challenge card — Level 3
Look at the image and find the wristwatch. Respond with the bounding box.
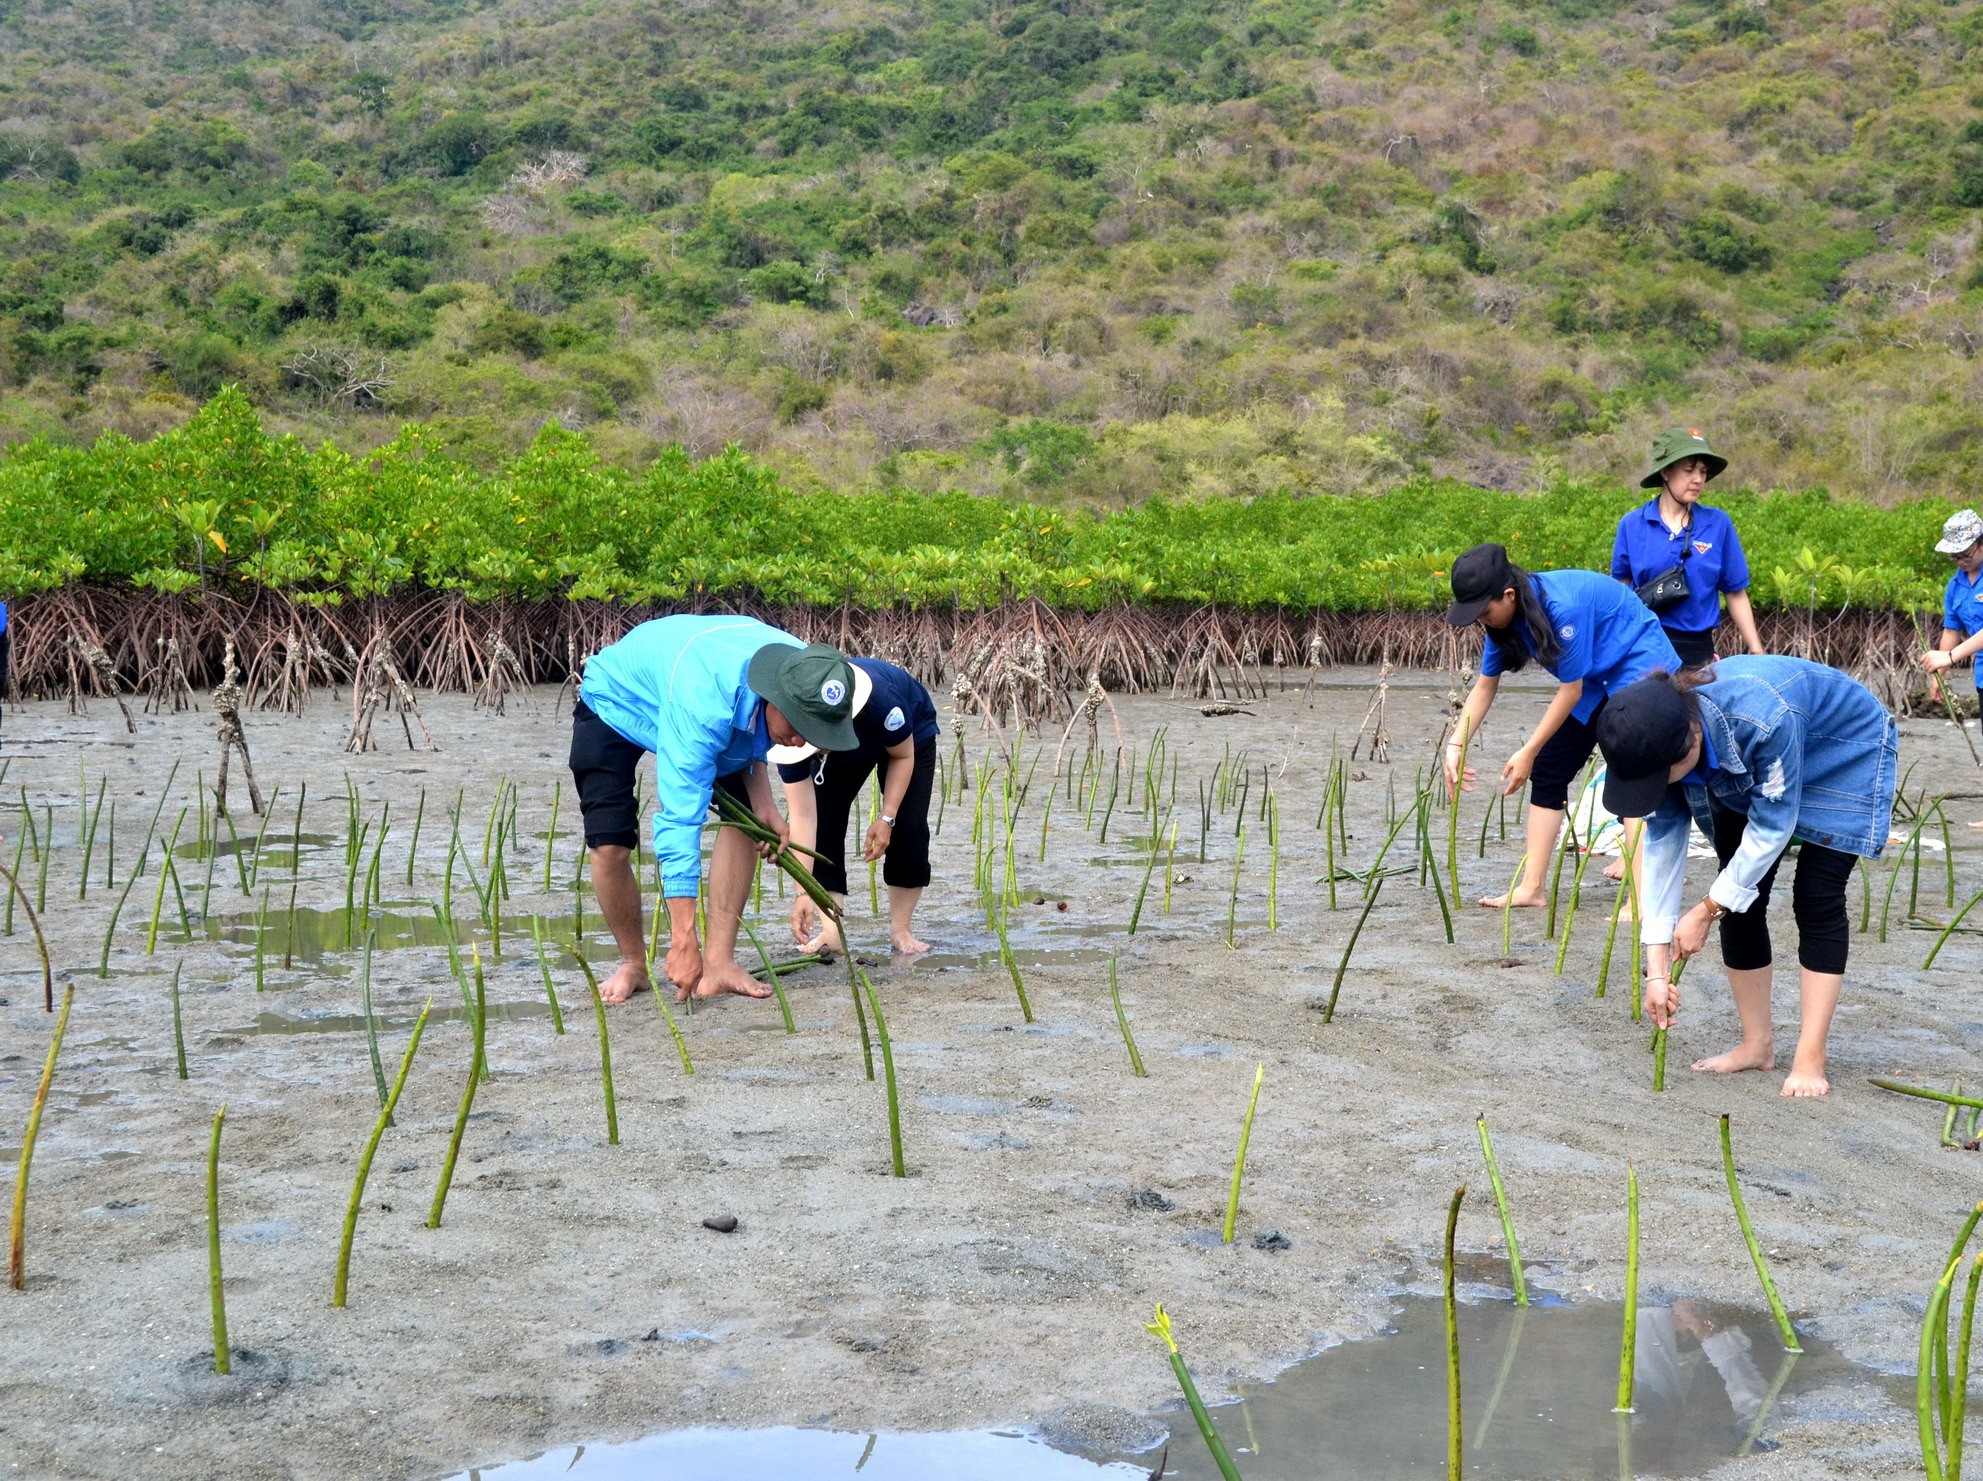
[1701,896,1729,922]
[880,812,896,826]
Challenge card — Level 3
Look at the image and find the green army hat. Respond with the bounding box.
[1639,426,1728,488]
[746,642,859,752]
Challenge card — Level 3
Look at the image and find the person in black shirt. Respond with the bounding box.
[775,656,940,955]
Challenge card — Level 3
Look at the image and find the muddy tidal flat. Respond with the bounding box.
[1,671,1979,1480]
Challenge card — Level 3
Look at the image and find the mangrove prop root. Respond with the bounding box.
[1720,1114,1801,1353]
[1144,1305,1245,1481]
[9,983,74,1290]
[334,999,432,1307]
[1475,1114,1527,1306]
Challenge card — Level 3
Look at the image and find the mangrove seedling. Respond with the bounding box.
[361,932,389,1117]
[1720,1114,1800,1352]
[146,809,190,955]
[1222,1064,1264,1244]
[1500,851,1529,963]
[1109,957,1147,1077]
[1323,876,1386,1023]
[427,951,488,1228]
[990,908,1035,1023]
[1445,1183,1466,1481]
[1475,1114,1527,1306]
[207,1103,230,1374]
[1615,1164,1641,1413]
[0,857,53,1010]
[1925,887,1983,969]
[859,968,906,1178]
[741,917,797,1034]
[1225,822,1245,949]
[334,999,432,1307]
[579,950,619,1145]
[170,963,188,1080]
[9,983,73,1288]
[1144,1305,1245,1481]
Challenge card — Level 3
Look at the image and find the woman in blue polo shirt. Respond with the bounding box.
[776,655,941,956]
[1919,508,1983,827]
[1444,543,1679,908]
[1611,428,1765,669]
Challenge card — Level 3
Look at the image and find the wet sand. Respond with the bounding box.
[1,673,1979,1479]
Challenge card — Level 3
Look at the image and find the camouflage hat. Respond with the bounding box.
[1936,508,1983,555]
[1639,427,1728,489]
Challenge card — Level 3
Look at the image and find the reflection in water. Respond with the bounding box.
[1145,1295,1880,1480]
[452,1426,1148,1479]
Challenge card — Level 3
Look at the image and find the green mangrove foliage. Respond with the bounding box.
[0,391,1961,615]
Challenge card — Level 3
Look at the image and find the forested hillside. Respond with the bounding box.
[0,0,1979,502]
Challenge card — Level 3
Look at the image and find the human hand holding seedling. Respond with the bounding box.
[1642,945,1680,1028]
[1672,899,1713,960]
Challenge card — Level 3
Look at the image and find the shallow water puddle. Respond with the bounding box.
[452,1426,1148,1478]
[1134,1294,1892,1480]
[452,1295,1892,1481]
[203,903,569,962]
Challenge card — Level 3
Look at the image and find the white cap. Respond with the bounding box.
[769,665,871,765]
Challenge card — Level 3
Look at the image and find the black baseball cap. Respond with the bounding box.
[1445,543,1516,626]
[1594,676,1693,818]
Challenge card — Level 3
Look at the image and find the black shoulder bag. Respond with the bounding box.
[1634,516,1694,616]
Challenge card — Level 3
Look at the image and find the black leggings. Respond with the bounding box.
[782,737,936,896]
[1709,804,1858,974]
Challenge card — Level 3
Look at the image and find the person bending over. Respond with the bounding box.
[1596,660,1897,1097]
[570,616,857,1004]
[775,655,941,957]
[1444,543,1679,909]
[1919,508,1983,828]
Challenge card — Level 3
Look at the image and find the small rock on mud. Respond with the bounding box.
[703,1213,739,1233]
[1127,1189,1175,1212]
[1252,1229,1292,1252]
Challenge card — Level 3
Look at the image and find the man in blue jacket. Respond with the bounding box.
[571,616,857,1004]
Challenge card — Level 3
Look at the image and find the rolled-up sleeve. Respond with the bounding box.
[1637,794,1692,945]
[650,704,727,899]
[1707,717,1804,915]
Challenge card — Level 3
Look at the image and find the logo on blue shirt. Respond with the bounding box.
[884,706,905,731]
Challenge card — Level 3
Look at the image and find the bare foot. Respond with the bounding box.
[1969,818,1983,831]
[680,957,773,1002]
[1780,1060,1830,1097]
[1692,1042,1776,1074]
[1477,890,1546,910]
[1602,857,1625,881]
[803,920,845,961]
[597,962,650,1005]
[892,930,931,955]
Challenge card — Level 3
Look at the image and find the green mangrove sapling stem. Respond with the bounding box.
[1445,1182,1465,1481]
[1615,1164,1640,1414]
[1144,1305,1245,1481]
[146,810,189,956]
[0,858,53,1010]
[9,983,73,1289]
[1323,876,1384,1023]
[1925,888,1983,969]
[860,969,905,1178]
[427,952,487,1228]
[528,916,565,1033]
[1475,1114,1527,1306]
[1720,1114,1801,1352]
[1222,1063,1264,1244]
[579,949,619,1145]
[1109,956,1147,1077]
[1501,851,1528,961]
[170,963,188,1080]
[333,999,431,1307]
[361,932,389,1118]
[207,1103,230,1374]
[741,917,796,1034]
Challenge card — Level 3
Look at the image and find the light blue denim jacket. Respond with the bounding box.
[1639,657,1897,944]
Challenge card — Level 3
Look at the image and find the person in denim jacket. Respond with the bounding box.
[1594,658,1897,1097]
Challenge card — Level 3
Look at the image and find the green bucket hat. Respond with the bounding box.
[746,642,859,752]
[1639,426,1728,488]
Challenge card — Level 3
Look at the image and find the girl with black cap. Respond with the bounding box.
[774,655,941,956]
[1594,658,1897,1097]
[1610,427,1765,668]
[1444,544,1680,909]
